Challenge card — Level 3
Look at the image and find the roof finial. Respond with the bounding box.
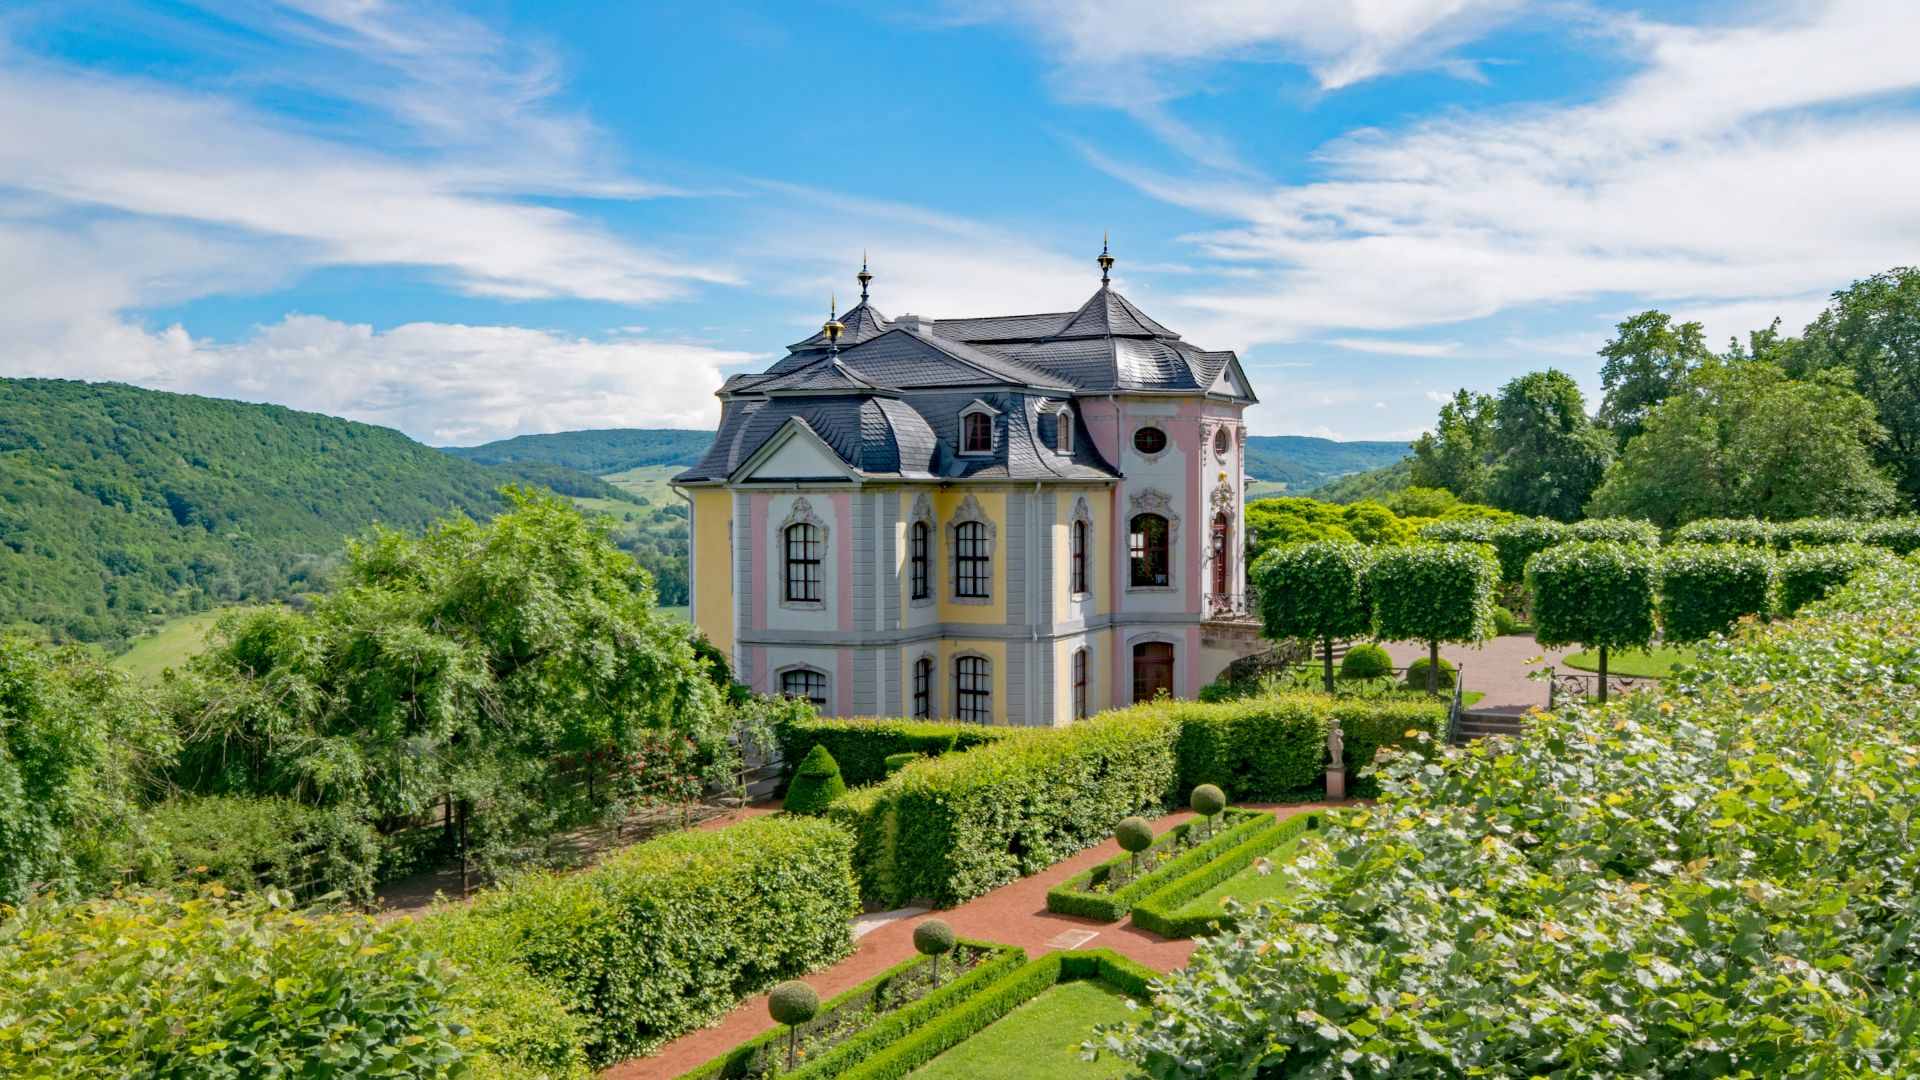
[856,249,872,303]
[823,293,845,356]
[1097,231,1115,284]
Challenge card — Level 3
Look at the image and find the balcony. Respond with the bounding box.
[1203,589,1259,623]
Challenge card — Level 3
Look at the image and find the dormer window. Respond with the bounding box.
[959,403,997,455]
[1053,410,1074,454]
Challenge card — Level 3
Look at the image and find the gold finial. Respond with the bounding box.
[822,293,845,349]
[1097,231,1115,283]
[856,250,872,302]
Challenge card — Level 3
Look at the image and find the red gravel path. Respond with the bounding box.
[604,801,1335,1079]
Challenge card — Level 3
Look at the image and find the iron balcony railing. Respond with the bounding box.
[1203,589,1259,621]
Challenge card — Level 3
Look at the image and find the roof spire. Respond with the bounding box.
[856,250,872,302]
[823,293,844,357]
[1097,231,1114,284]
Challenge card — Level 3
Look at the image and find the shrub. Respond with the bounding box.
[783,744,847,815]
[1115,817,1154,872]
[428,814,858,1062]
[1417,519,1494,545]
[1673,517,1777,547]
[1485,519,1570,584]
[1253,540,1373,692]
[1339,643,1394,679]
[1492,604,1519,635]
[772,717,1015,789]
[912,918,957,957]
[128,794,380,902]
[0,889,467,1078]
[1565,518,1660,548]
[1526,540,1659,698]
[1778,543,1896,614]
[423,911,592,1078]
[1657,543,1778,643]
[1773,517,1866,549]
[1129,811,1322,939]
[1369,543,1500,691]
[1190,783,1226,820]
[767,980,820,1025]
[828,710,1177,907]
[1861,518,1920,554]
[1046,809,1273,922]
[883,752,921,774]
[1404,656,1456,690]
[1163,696,1328,802]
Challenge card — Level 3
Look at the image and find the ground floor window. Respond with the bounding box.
[781,668,828,709]
[956,655,991,723]
[1072,648,1089,719]
[912,656,934,719]
[1132,642,1174,703]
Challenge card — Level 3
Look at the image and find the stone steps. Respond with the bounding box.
[1451,708,1527,744]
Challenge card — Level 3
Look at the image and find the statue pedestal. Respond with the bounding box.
[1325,766,1346,801]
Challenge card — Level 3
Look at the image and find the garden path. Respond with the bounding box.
[605,801,1335,1080]
[1379,633,1573,712]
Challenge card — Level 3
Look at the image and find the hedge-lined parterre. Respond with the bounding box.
[1128,812,1323,939]
[1045,808,1276,922]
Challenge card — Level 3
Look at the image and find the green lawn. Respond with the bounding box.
[909,980,1136,1080]
[1175,828,1315,916]
[1563,645,1696,679]
[110,606,263,682]
[600,464,682,505]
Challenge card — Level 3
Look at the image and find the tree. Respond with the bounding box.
[1409,390,1494,502]
[1368,544,1500,693]
[1254,542,1373,693]
[1587,359,1898,526]
[1486,370,1613,521]
[1658,545,1777,643]
[1784,267,1920,509]
[1598,311,1711,442]
[1525,541,1658,702]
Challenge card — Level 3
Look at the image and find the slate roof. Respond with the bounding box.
[673,279,1254,485]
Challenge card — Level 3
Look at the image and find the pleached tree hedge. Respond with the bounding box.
[1369,543,1500,693]
[1657,544,1778,643]
[1253,541,1373,692]
[1525,541,1658,700]
[1778,543,1896,614]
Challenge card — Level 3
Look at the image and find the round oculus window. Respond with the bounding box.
[1133,426,1168,455]
[1213,427,1231,459]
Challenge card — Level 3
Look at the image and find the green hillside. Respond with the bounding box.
[0,379,620,644]
[445,427,714,473]
[1243,435,1408,489]
[1306,458,1415,503]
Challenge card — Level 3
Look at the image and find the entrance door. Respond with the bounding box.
[1132,641,1175,702]
[1210,512,1230,595]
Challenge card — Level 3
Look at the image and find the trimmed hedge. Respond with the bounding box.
[827,711,1177,907]
[1779,543,1896,614]
[1673,517,1777,548]
[1045,809,1274,921]
[1164,696,1329,802]
[773,717,1016,790]
[1565,518,1660,547]
[835,950,1160,1080]
[1483,519,1570,584]
[1326,697,1450,799]
[1862,518,1920,555]
[1130,812,1323,938]
[783,744,847,815]
[1657,544,1778,644]
[676,941,1025,1080]
[428,814,859,1063]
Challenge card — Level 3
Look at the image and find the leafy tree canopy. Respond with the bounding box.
[1487,370,1614,522]
[1598,310,1712,442]
[1782,266,1920,510]
[1409,389,1494,503]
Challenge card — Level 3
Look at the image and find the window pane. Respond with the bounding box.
[955,521,989,598]
[910,521,929,600]
[785,523,822,601]
[956,656,990,723]
[1129,514,1169,587]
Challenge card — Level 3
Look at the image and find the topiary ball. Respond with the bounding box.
[912,919,956,957]
[1339,643,1394,680]
[783,744,847,815]
[1115,816,1154,854]
[1405,656,1457,690]
[1493,605,1519,636]
[1190,784,1226,818]
[767,980,819,1026]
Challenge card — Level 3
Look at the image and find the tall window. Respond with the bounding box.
[909,520,930,600]
[1211,512,1231,594]
[955,521,991,598]
[1053,413,1074,453]
[1070,519,1089,595]
[956,656,991,723]
[912,656,934,719]
[781,668,828,708]
[1071,648,1089,720]
[1129,513,1170,587]
[962,411,993,454]
[784,522,822,602]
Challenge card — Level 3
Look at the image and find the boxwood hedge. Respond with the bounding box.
[1129,811,1323,939]
[428,814,859,1063]
[773,717,1017,790]
[1045,808,1274,921]
[1163,696,1330,802]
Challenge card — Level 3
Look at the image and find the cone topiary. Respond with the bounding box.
[767,980,819,1069]
[1190,784,1226,839]
[783,744,846,815]
[913,918,957,986]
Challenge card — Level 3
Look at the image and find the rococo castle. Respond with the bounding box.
[673,244,1264,725]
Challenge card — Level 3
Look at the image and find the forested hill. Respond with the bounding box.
[0,378,621,644]
[446,428,1409,490]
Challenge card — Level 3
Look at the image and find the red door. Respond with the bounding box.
[1210,513,1230,595]
[1132,642,1175,702]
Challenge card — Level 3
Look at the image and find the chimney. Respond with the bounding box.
[895,313,935,335]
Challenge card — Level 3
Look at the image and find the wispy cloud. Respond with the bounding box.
[1324,337,1460,357]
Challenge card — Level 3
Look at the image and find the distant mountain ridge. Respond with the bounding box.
[446,428,1411,489]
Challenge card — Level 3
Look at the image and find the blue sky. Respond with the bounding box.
[2,0,1917,445]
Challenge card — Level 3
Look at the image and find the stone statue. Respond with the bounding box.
[1327,719,1345,768]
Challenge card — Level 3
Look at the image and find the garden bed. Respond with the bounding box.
[905,979,1134,1079]
[1044,809,1272,922]
[1130,811,1324,939]
[678,941,1024,1080]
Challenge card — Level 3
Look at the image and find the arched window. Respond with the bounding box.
[1213,426,1231,460]
[954,521,991,598]
[784,522,822,602]
[912,656,934,719]
[1129,513,1170,587]
[1070,519,1089,595]
[1132,642,1174,703]
[909,520,930,600]
[1211,512,1231,595]
[962,411,993,454]
[781,668,828,708]
[1053,411,1074,453]
[955,655,991,723]
[1071,648,1089,720]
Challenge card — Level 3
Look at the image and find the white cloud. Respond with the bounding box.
[1106,0,1920,348]
[16,315,758,445]
[1325,337,1460,357]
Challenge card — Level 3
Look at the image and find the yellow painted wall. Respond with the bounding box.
[941,638,1009,723]
[690,490,734,656]
[1052,489,1112,616]
[934,490,1007,625]
[1051,629,1109,725]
